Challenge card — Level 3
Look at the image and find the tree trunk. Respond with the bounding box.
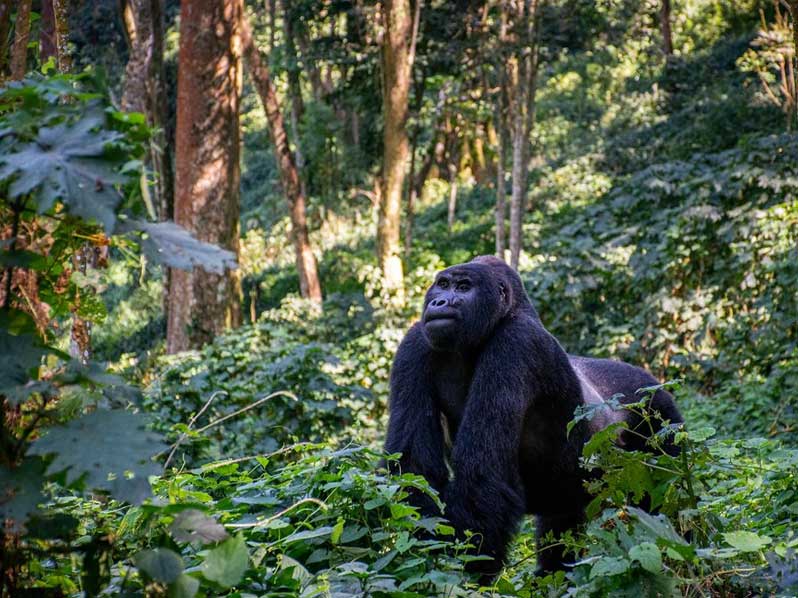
[40,0,57,65]
[447,162,458,232]
[660,0,674,58]
[38,0,71,73]
[508,0,541,271]
[0,0,12,78]
[241,15,323,305]
[9,0,31,80]
[120,0,174,221]
[379,0,413,293]
[167,0,243,353]
[282,0,307,178]
[495,113,507,258]
[786,1,798,130]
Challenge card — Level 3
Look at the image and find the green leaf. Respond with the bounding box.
[687,426,716,442]
[0,108,125,231]
[134,548,184,583]
[168,574,199,598]
[124,220,237,274]
[589,556,630,578]
[202,534,248,588]
[629,542,662,573]
[0,249,47,270]
[28,410,167,503]
[0,457,47,530]
[170,509,229,544]
[0,329,50,396]
[330,518,344,545]
[723,531,772,552]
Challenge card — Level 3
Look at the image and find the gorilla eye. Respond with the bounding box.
[438,279,450,289]
[456,281,471,291]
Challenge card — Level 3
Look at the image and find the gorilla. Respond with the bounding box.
[383,255,683,577]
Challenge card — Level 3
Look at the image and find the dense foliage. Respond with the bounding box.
[3,0,798,596]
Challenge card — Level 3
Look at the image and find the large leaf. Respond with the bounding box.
[0,457,47,530]
[28,410,167,503]
[723,531,772,552]
[170,509,229,544]
[134,548,184,583]
[0,329,50,396]
[124,220,237,274]
[0,108,125,231]
[202,534,249,588]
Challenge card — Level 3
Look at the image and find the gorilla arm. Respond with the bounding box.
[442,320,531,575]
[384,323,449,512]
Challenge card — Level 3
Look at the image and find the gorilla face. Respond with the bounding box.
[421,263,507,351]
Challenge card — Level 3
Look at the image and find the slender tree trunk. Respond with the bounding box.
[40,0,57,64]
[378,0,413,293]
[9,0,31,80]
[786,1,798,129]
[282,0,307,177]
[447,162,458,232]
[404,129,418,257]
[660,0,674,58]
[495,113,507,258]
[167,0,243,353]
[508,0,541,270]
[0,0,12,79]
[121,0,174,220]
[241,15,323,304]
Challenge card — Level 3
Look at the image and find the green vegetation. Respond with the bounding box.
[2,0,798,596]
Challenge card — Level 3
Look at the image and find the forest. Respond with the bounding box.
[1,0,798,595]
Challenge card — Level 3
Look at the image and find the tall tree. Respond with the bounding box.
[0,0,11,78]
[167,0,243,352]
[378,0,414,293]
[9,0,31,80]
[120,0,174,220]
[660,0,674,57]
[507,0,541,270]
[241,14,323,304]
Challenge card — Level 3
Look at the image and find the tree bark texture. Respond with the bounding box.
[241,15,323,304]
[379,0,413,292]
[40,0,57,65]
[0,0,11,78]
[167,0,243,353]
[508,0,541,271]
[660,0,674,57]
[120,0,174,221]
[9,0,31,80]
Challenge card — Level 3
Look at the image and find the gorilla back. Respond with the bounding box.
[383,255,683,577]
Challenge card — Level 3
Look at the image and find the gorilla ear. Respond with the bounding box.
[499,281,508,305]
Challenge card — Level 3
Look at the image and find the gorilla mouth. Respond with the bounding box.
[424,311,459,324]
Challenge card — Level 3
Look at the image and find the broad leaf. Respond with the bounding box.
[723,531,772,552]
[589,556,630,579]
[168,574,200,598]
[202,534,249,588]
[134,548,184,583]
[122,219,237,274]
[170,509,229,544]
[0,457,47,530]
[28,410,167,503]
[0,108,125,231]
[629,542,662,573]
[0,329,49,395]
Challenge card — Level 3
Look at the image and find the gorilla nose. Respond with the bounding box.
[430,298,447,308]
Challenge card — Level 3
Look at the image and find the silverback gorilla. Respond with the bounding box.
[384,256,683,577]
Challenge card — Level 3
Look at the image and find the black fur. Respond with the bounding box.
[383,256,684,577]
